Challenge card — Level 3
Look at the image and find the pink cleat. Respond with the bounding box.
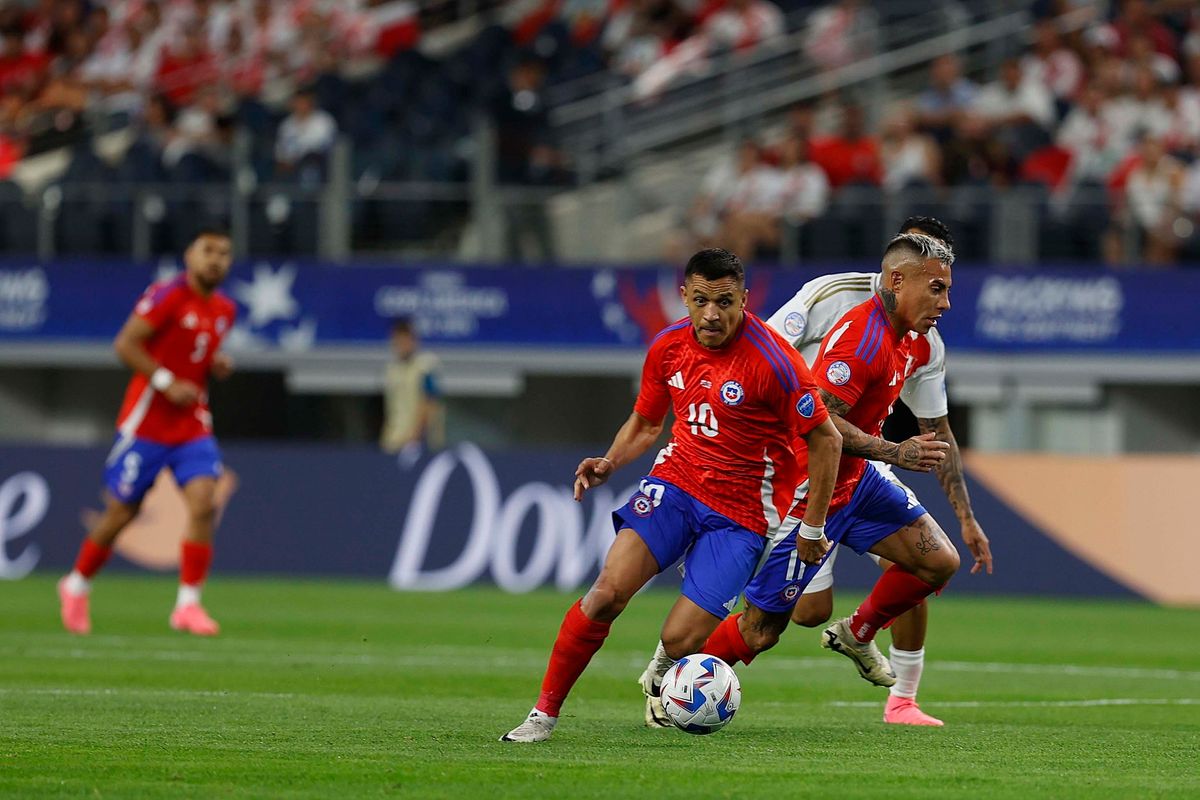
[57,578,91,635]
[884,696,944,727]
[169,604,220,636]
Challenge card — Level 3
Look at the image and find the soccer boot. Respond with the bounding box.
[170,604,221,636]
[500,710,557,743]
[820,617,896,687]
[57,578,91,635]
[884,696,944,726]
[638,665,673,728]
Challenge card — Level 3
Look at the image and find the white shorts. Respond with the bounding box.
[799,461,914,596]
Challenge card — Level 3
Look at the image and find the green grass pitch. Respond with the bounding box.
[2,575,1199,798]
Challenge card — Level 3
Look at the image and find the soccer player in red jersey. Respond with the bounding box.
[664,233,962,691]
[502,248,843,742]
[57,229,237,636]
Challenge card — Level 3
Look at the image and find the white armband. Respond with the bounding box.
[151,367,175,392]
[797,522,826,541]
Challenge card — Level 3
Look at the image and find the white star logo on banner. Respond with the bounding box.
[233,263,300,327]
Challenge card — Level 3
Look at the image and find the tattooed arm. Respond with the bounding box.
[916,414,993,574]
[818,389,948,472]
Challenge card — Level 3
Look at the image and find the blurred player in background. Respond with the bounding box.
[776,217,991,726]
[502,248,843,742]
[57,229,237,637]
[380,318,444,464]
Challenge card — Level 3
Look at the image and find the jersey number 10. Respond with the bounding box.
[687,402,718,438]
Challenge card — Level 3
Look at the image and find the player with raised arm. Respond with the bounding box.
[774,217,991,726]
[637,233,972,723]
[501,248,843,743]
[57,229,237,637]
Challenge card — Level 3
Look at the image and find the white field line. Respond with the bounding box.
[4,642,1200,682]
[827,698,1200,709]
[0,687,295,700]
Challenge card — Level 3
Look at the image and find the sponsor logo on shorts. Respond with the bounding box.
[631,494,654,517]
[796,392,815,418]
[719,380,745,406]
[781,584,801,602]
[826,360,852,386]
[784,312,803,337]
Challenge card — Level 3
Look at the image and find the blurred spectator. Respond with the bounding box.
[917,54,977,141]
[1057,83,1130,184]
[1119,133,1186,263]
[490,56,565,263]
[720,134,829,259]
[972,57,1055,168]
[275,86,337,184]
[381,317,444,461]
[803,0,879,71]
[809,103,882,187]
[1110,0,1178,60]
[1022,19,1085,111]
[156,26,218,107]
[879,104,941,192]
[0,26,49,98]
[667,137,757,261]
[704,0,785,54]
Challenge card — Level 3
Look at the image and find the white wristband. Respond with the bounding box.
[151,367,175,392]
[798,522,825,541]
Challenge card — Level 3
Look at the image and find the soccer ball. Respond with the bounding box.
[659,654,741,734]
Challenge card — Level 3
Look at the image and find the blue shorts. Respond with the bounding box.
[103,435,223,504]
[613,477,766,619]
[743,462,926,613]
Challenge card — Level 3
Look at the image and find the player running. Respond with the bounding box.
[501,248,843,743]
[775,217,991,726]
[57,229,237,637]
[638,232,972,723]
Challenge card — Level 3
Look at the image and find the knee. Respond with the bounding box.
[740,624,781,655]
[919,548,960,586]
[189,500,216,525]
[791,603,832,628]
[661,629,708,661]
[581,583,632,622]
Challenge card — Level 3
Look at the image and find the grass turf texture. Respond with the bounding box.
[2,576,1199,798]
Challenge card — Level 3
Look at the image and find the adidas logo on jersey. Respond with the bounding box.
[668,372,685,390]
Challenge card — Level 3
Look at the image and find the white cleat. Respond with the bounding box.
[821,617,897,687]
[638,667,673,729]
[500,710,558,743]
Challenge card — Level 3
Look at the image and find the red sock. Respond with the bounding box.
[180,541,213,587]
[73,539,112,578]
[535,599,612,717]
[848,565,941,643]
[701,613,758,666]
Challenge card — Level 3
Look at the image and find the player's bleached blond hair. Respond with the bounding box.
[883,232,955,268]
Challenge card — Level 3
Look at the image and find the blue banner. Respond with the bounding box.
[1,259,1197,352]
[0,442,1131,597]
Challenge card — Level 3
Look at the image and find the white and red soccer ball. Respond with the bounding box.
[659,654,741,734]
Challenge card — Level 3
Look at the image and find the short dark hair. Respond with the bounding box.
[898,216,954,250]
[684,248,744,285]
[190,226,231,244]
[391,318,414,336]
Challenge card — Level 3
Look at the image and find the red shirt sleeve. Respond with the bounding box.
[633,337,670,423]
[133,282,184,331]
[813,323,878,409]
[774,349,829,437]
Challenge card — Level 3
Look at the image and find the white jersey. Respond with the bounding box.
[765,271,949,419]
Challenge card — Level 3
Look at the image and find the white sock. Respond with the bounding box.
[888,646,925,699]
[647,640,676,691]
[175,583,202,609]
[64,570,90,595]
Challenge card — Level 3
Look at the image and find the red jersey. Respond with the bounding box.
[115,276,237,445]
[810,295,933,507]
[635,312,829,536]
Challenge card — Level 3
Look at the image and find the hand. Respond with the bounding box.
[960,517,993,575]
[163,379,202,407]
[895,432,950,472]
[210,352,234,381]
[796,533,832,566]
[573,457,614,501]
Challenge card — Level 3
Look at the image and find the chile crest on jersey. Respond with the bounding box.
[718,380,745,406]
